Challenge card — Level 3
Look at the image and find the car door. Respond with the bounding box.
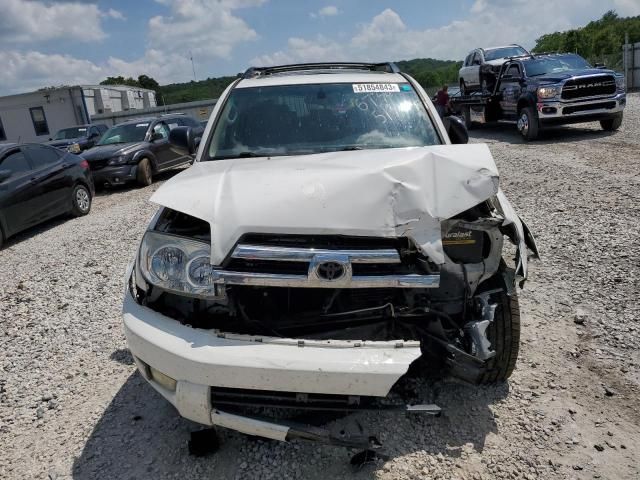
[0,148,38,236]
[22,144,72,221]
[498,63,523,118]
[464,51,481,87]
[148,122,177,170]
[87,126,102,148]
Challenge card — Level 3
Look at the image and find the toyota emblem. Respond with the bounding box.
[316,261,346,281]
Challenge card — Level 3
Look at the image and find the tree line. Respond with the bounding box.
[533,11,640,68]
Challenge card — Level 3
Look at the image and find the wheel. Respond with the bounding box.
[460,79,467,96]
[71,184,92,217]
[477,291,521,384]
[517,107,539,141]
[600,113,623,131]
[136,158,153,186]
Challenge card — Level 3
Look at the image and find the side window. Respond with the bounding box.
[0,150,31,176]
[153,122,170,139]
[24,145,61,169]
[0,116,6,141]
[166,120,180,130]
[506,64,521,77]
[465,54,472,67]
[29,107,50,136]
[471,52,480,65]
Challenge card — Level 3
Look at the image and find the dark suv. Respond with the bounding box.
[81,116,201,187]
[47,124,108,153]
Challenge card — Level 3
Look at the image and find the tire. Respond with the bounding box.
[460,79,467,96]
[517,106,539,141]
[478,291,521,384]
[71,184,92,217]
[136,158,153,187]
[600,113,623,131]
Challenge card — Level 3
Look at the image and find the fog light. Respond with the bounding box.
[149,366,177,392]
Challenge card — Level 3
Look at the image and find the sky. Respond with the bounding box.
[0,0,639,95]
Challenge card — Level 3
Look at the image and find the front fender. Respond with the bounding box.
[131,150,158,171]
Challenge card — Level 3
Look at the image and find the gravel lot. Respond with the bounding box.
[1,94,639,480]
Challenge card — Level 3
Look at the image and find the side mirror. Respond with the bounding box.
[445,115,469,144]
[0,169,12,182]
[169,126,199,155]
[150,132,164,142]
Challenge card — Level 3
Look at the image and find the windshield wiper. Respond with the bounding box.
[210,151,285,161]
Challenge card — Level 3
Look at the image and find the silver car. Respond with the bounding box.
[459,45,529,94]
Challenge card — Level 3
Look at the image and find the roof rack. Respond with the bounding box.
[242,62,400,79]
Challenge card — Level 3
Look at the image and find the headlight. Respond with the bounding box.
[138,231,221,297]
[537,86,560,99]
[616,76,625,91]
[68,143,81,153]
[108,155,129,165]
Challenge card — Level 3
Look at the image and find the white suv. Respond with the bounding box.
[123,62,538,450]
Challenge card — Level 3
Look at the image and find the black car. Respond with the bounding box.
[0,143,94,248]
[47,124,108,153]
[81,116,199,187]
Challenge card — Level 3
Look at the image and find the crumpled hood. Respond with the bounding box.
[150,144,502,266]
[81,142,145,161]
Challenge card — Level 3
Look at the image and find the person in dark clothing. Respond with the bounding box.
[435,85,450,117]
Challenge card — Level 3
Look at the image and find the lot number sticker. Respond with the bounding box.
[352,83,400,93]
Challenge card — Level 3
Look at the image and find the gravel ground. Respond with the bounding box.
[1,94,639,480]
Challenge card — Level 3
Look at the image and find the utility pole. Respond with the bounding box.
[189,51,197,82]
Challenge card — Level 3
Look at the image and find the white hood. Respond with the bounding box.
[150,144,500,266]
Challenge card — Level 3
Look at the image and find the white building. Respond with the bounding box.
[0,85,157,144]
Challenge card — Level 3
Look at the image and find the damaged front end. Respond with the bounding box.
[123,145,538,446]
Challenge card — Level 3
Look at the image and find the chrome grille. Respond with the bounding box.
[561,75,616,100]
[213,242,439,288]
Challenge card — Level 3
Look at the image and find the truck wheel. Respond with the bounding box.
[71,184,92,217]
[517,107,539,141]
[477,291,521,384]
[600,113,623,131]
[136,158,153,187]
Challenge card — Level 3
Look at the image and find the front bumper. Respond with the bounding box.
[91,164,137,186]
[537,92,625,124]
[123,291,422,425]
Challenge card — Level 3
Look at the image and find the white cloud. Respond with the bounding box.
[0,51,105,93]
[0,0,108,42]
[0,0,268,94]
[104,8,126,21]
[254,0,640,66]
[320,5,339,16]
[148,0,262,60]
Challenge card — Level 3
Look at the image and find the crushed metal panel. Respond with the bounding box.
[150,144,500,266]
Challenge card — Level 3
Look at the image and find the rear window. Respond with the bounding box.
[484,46,528,61]
[207,82,440,160]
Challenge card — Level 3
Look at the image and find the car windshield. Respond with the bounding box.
[97,122,150,145]
[54,127,87,140]
[523,54,592,76]
[484,47,527,61]
[207,82,440,160]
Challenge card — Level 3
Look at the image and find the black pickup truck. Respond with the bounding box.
[449,53,626,140]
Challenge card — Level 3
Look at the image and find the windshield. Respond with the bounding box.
[523,54,592,76]
[97,122,150,145]
[54,127,87,140]
[484,46,527,61]
[207,82,440,160]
